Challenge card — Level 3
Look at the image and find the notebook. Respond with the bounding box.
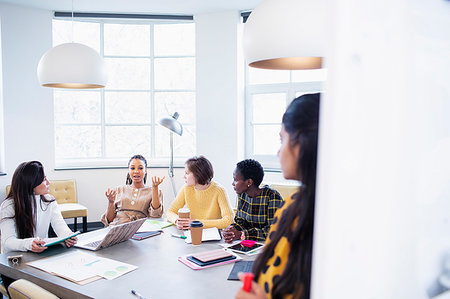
[75,218,146,251]
[187,250,236,267]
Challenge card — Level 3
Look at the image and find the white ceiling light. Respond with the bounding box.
[243,0,328,70]
[36,0,107,89]
[37,43,107,88]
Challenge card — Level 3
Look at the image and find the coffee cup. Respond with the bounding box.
[178,207,190,219]
[190,221,204,245]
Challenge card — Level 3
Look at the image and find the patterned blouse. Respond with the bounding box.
[232,186,284,241]
[257,195,297,299]
[101,185,163,226]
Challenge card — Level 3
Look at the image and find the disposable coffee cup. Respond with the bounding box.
[178,207,190,219]
[190,221,204,245]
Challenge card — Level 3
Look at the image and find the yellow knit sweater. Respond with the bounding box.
[167,181,234,229]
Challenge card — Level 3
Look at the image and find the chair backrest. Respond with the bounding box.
[48,180,77,204]
[8,279,59,299]
[268,183,299,201]
[6,180,77,204]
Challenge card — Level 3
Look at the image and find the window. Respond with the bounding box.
[245,67,326,169]
[53,18,196,168]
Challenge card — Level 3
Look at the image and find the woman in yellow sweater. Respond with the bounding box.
[167,156,233,229]
[235,93,320,299]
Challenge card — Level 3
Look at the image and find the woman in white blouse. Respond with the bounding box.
[0,161,77,254]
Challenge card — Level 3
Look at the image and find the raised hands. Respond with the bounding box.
[105,188,117,204]
[152,176,165,188]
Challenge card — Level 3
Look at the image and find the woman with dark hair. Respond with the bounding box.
[167,155,233,229]
[102,154,164,226]
[223,159,283,243]
[0,161,77,254]
[235,93,320,299]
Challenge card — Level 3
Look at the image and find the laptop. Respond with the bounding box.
[74,218,146,251]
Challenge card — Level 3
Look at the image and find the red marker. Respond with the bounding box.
[242,272,254,292]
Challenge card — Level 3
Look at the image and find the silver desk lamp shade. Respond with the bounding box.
[158,112,183,198]
[158,112,183,136]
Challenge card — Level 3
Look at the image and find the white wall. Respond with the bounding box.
[312,0,450,298]
[0,4,288,222]
[195,11,243,200]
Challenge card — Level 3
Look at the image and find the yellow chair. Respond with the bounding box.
[6,180,87,232]
[268,183,299,201]
[8,279,59,299]
[48,180,87,232]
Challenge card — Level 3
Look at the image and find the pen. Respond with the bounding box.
[131,289,147,299]
[242,272,254,292]
[171,233,187,239]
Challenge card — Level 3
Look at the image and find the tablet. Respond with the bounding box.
[226,241,264,255]
[44,231,81,247]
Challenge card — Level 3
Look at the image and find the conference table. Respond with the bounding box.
[0,224,255,299]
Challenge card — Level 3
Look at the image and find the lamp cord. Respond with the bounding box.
[71,0,74,43]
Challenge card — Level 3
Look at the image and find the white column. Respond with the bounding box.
[313,0,450,298]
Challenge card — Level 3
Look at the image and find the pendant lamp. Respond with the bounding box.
[37,43,107,88]
[37,0,107,89]
[243,0,328,70]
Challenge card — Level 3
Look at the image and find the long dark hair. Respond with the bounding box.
[252,93,320,299]
[5,161,53,239]
[126,154,148,185]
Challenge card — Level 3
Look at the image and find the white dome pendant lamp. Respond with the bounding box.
[37,0,107,89]
[243,0,328,70]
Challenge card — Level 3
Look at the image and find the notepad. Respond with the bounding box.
[132,231,161,240]
[183,227,222,244]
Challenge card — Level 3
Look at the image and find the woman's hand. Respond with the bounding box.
[175,217,191,230]
[31,239,47,253]
[223,226,242,243]
[65,236,78,247]
[152,176,165,188]
[235,272,267,299]
[105,188,117,204]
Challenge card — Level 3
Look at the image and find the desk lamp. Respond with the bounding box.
[158,112,183,197]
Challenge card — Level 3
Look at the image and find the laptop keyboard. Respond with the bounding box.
[84,240,102,248]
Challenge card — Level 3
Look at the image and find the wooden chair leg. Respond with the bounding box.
[74,217,78,232]
[82,216,87,232]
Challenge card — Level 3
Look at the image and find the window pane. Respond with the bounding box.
[52,20,100,52]
[154,58,195,90]
[54,90,101,123]
[252,93,286,123]
[155,125,196,158]
[292,69,327,82]
[105,58,150,90]
[55,125,101,159]
[105,126,151,158]
[154,23,195,56]
[154,92,196,124]
[248,68,289,85]
[105,92,151,124]
[253,125,281,155]
[104,24,150,56]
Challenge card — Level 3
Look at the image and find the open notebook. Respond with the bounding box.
[75,218,146,251]
[183,227,222,244]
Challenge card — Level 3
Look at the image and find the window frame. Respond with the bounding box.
[53,17,196,169]
[244,69,324,169]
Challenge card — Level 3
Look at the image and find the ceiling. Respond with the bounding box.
[0,0,262,15]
